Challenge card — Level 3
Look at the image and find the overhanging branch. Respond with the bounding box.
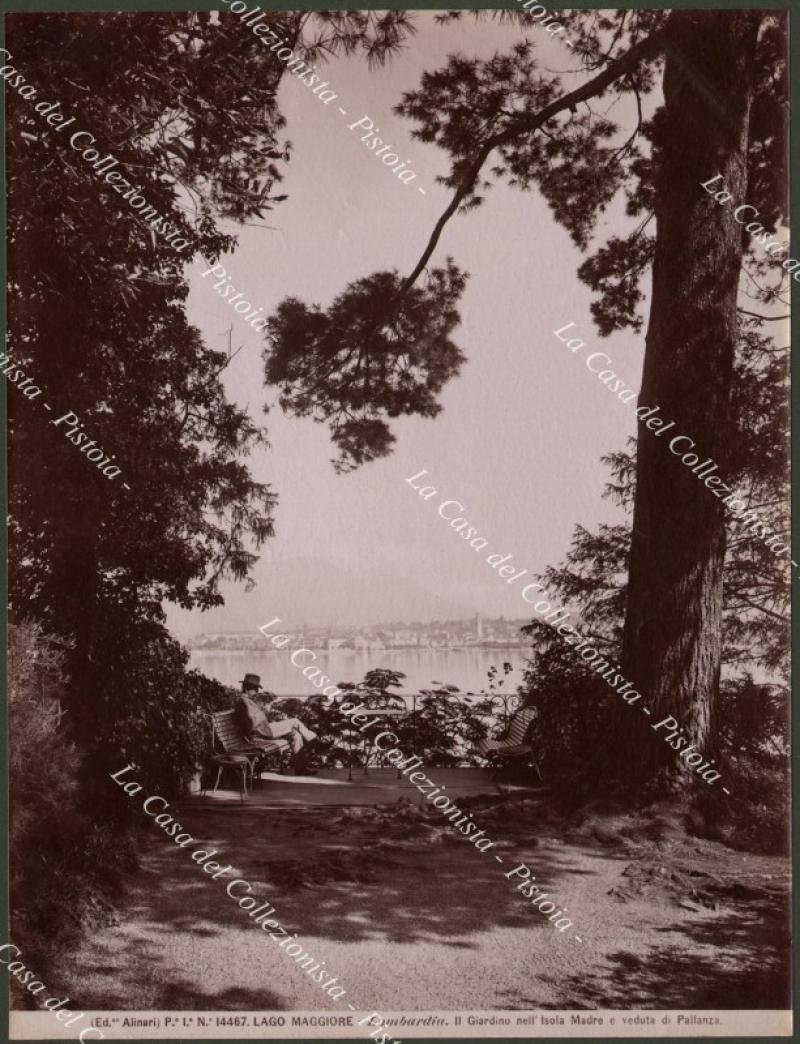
[393,28,667,306]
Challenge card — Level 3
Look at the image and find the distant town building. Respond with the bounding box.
[188,616,531,651]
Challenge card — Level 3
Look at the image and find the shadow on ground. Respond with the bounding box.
[58,794,791,1013]
[502,888,790,1009]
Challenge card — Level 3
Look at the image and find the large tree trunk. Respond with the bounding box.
[620,11,763,791]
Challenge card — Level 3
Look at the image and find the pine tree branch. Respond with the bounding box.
[392,28,667,306]
[725,597,788,623]
[738,308,791,322]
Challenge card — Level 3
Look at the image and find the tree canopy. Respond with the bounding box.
[6,10,417,690]
[263,10,787,467]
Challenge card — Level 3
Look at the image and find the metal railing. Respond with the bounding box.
[265,691,527,775]
[268,691,524,721]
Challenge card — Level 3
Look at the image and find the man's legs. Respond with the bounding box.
[264,719,319,770]
[292,719,318,743]
[265,717,318,746]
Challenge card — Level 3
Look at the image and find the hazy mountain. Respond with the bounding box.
[166,555,481,637]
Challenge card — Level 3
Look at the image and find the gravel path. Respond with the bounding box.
[55,800,790,1013]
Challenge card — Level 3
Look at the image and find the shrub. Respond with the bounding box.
[516,632,616,792]
[694,676,789,854]
[250,670,493,769]
[87,627,235,800]
[8,619,133,989]
[518,630,790,849]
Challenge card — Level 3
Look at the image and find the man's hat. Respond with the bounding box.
[240,672,262,689]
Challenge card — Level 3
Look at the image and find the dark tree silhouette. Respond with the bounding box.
[6,9,417,734]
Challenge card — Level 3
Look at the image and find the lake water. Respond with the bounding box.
[188,646,533,696]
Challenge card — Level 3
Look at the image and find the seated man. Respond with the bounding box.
[236,674,319,774]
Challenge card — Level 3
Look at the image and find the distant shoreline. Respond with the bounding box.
[188,643,533,694]
[185,616,533,654]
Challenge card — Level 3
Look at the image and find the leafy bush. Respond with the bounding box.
[694,676,789,853]
[390,686,494,766]
[248,669,495,769]
[518,627,790,849]
[86,627,235,801]
[516,629,618,793]
[9,619,136,986]
[10,616,247,981]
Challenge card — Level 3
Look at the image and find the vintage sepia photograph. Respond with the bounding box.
[4,2,793,1039]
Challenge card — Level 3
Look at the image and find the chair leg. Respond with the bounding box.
[239,764,248,803]
[214,765,223,793]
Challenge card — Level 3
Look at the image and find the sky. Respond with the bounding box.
[167,11,653,637]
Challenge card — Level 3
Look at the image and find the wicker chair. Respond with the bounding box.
[477,705,542,781]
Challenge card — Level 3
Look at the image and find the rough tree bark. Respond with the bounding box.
[619,11,764,790]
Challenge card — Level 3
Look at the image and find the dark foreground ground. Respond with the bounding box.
[53,769,791,1012]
